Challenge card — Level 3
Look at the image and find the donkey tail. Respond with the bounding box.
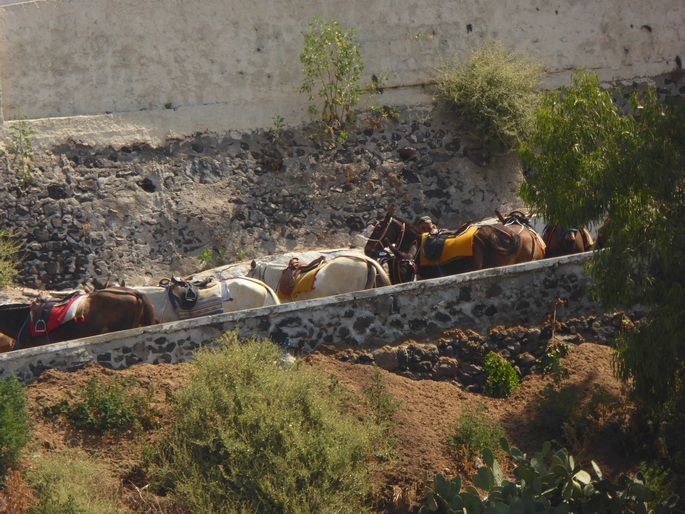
[134,291,158,326]
[366,257,392,288]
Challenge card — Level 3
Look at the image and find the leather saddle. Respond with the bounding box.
[30,291,82,336]
[278,256,326,299]
[163,276,214,310]
[421,222,473,261]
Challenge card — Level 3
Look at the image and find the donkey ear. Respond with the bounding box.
[387,205,396,217]
[250,260,257,270]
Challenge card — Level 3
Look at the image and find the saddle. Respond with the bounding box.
[163,276,214,310]
[29,292,83,337]
[497,210,533,228]
[163,277,224,320]
[418,225,479,266]
[278,256,326,300]
[499,210,546,253]
[421,222,473,261]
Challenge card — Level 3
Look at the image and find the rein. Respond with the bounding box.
[14,314,31,351]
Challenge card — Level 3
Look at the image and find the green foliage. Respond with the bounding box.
[60,375,158,434]
[27,450,125,513]
[362,364,401,427]
[5,118,36,188]
[0,375,30,476]
[532,383,621,452]
[269,115,286,145]
[369,103,400,119]
[0,227,21,289]
[195,246,230,271]
[483,352,520,398]
[420,438,680,513]
[639,460,677,511]
[434,39,544,156]
[518,69,685,461]
[538,340,570,382]
[449,402,504,459]
[299,17,382,144]
[151,331,386,513]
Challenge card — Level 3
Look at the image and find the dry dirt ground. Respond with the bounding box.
[5,322,658,513]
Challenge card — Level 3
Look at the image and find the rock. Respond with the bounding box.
[433,357,459,379]
[517,352,537,369]
[373,346,400,371]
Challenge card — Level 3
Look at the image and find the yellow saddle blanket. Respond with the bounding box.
[277,263,324,300]
[418,225,479,267]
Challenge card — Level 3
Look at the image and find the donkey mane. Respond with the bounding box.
[387,213,422,235]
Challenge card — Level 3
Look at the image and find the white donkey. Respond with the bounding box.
[247,254,391,302]
[137,276,280,323]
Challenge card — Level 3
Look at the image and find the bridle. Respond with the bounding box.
[390,255,417,284]
[367,217,407,254]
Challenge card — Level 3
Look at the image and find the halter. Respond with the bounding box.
[367,217,406,252]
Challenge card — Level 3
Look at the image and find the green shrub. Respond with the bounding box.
[434,39,544,156]
[60,375,158,434]
[6,118,35,187]
[363,364,401,427]
[639,460,677,511]
[0,375,30,476]
[0,227,21,289]
[151,331,386,513]
[195,247,230,271]
[420,438,680,513]
[299,17,382,144]
[27,449,125,513]
[483,352,520,398]
[533,383,621,451]
[449,403,504,459]
[538,340,570,382]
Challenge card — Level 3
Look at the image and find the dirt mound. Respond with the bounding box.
[18,329,639,512]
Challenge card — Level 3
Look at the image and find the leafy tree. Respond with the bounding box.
[519,70,685,459]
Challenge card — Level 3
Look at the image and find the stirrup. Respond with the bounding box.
[34,319,47,334]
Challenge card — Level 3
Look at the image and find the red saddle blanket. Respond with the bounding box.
[30,294,84,337]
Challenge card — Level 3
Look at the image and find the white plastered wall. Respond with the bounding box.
[0,0,683,148]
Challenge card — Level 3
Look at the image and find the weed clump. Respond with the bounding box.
[434,39,544,157]
[59,375,158,434]
[0,375,30,476]
[0,227,20,289]
[449,403,505,459]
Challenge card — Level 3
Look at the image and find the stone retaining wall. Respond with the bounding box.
[0,253,601,383]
